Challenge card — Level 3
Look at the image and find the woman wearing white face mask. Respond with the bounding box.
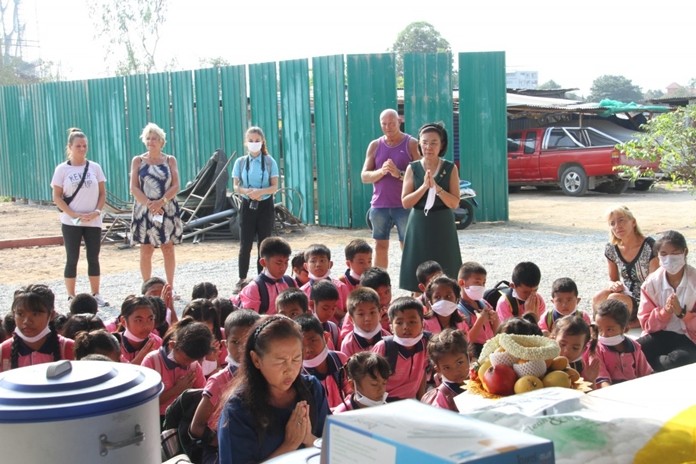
[232,126,279,288]
[637,230,696,372]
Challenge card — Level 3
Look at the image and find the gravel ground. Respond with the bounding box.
[0,223,610,321]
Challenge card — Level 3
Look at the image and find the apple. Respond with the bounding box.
[564,367,580,383]
[514,375,544,394]
[477,360,492,387]
[550,356,569,371]
[542,370,572,388]
[482,364,518,396]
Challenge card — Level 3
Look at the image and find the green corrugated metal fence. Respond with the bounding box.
[0,52,508,227]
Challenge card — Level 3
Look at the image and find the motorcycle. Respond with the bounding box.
[365,179,478,231]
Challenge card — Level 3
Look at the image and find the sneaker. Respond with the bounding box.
[93,293,110,307]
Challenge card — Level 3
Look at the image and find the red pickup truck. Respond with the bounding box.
[507,127,655,196]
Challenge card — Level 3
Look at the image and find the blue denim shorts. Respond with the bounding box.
[369,207,409,241]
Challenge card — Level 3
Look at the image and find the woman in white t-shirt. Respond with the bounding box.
[51,128,108,306]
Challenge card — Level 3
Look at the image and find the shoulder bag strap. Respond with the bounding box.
[63,161,90,205]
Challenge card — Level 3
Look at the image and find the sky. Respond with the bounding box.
[20,0,696,97]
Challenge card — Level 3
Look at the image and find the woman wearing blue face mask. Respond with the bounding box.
[637,230,696,371]
[232,127,279,288]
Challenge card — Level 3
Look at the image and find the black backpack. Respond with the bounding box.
[483,281,519,317]
[162,388,204,463]
[253,274,297,314]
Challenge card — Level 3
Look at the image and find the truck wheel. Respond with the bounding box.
[633,180,654,191]
[560,166,588,196]
[454,200,474,230]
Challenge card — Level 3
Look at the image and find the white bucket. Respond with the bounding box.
[0,360,163,463]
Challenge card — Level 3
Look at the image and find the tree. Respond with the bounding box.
[391,22,451,77]
[643,89,665,100]
[589,75,643,103]
[88,0,168,75]
[538,80,561,90]
[618,105,696,190]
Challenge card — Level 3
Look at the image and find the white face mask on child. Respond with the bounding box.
[124,329,147,344]
[303,345,329,369]
[354,390,388,407]
[349,269,362,281]
[393,332,424,347]
[353,324,382,340]
[659,254,686,275]
[465,286,486,301]
[14,325,51,344]
[430,300,458,317]
[599,334,625,347]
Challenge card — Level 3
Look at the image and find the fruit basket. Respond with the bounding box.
[467,333,593,398]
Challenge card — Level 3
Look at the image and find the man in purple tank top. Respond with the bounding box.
[361,109,420,268]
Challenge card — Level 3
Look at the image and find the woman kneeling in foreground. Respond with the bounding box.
[217,315,329,464]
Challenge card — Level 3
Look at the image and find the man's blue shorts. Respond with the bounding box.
[369,207,409,241]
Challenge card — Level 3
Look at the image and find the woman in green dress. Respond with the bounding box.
[399,123,462,292]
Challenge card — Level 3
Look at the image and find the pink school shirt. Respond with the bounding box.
[458,300,496,345]
[119,332,163,364]
[142,347,206,415]
[332,395,357,414]
[301,278,350,315]
[303,350,348,409]
[338,271,360,294]
[240,279,294,315]
[0,335,74,372]
[538,309,591,333]
[496,293,546,322]
[421,382,460,412]
[339,314,391,343]
[340,328,391,358]
[422,316,470,336]
[203,364,237,430]
[593,338,652,386]
[372,339,428,400]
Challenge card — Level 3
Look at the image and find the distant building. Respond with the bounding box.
[506,71,538,90]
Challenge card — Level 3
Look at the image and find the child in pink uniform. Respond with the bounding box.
[552,315,600,385]
[240,237,295,315]
[182,298,228,377]
[142,317,210,418]
[539,277,591,335]
[496,261,546,323]
[338,239,373,292]
[300,244,350,321]
[372,297,429,400]
[333,352,391,413]
[275,288,309,319]
[456,262,499,360]
[74,329,121,362]
[421,329,469,411]
[341,288,391,358]
[422,275,469,336]
[310,280,340,350]
[190,309,260,464]
[1,284,74,371]
[296,314,348,410]
[340,267,393,340]
[594,299,652,388]
[114,295,162,365]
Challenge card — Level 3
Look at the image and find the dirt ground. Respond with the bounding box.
[1,185,694,285]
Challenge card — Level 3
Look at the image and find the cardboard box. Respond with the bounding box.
[321,400,554,464]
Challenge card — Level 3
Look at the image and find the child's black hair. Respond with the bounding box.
[360,267,391,290]
[654,229,688,254]
[416,260,443,286]
[62,313,105,340]
[387,296,424,321]
[212,297,238,328]
[427,328,469,364]
[141,276,166,295]
[74,329,120,360]
[183,298,222,342]
[10,285,60,369]
[310,280,340,303]
[291,251,306,270]
[552,314,591,346]
[347,287,380,316]
[260,236,292,259]
[163,317,213,360]
[345,351,391,382]
[52,312,68,335]
[457,262,487,281]
[511,262,542,287]
[275,288,309,314]
[304,243,331,261]
[13,283,56,311]
[295,313,325,337]
[69,293,98,315]
[224,309,261,336]
[192,282,218,300]
[344,239,373,261]
[424,275,464,326]
[120,295,155,320]
[596,299,630,329]
[552,277,579,297]
[497,315,543,336]
[3,312,16,335]
[146,296,169,335]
